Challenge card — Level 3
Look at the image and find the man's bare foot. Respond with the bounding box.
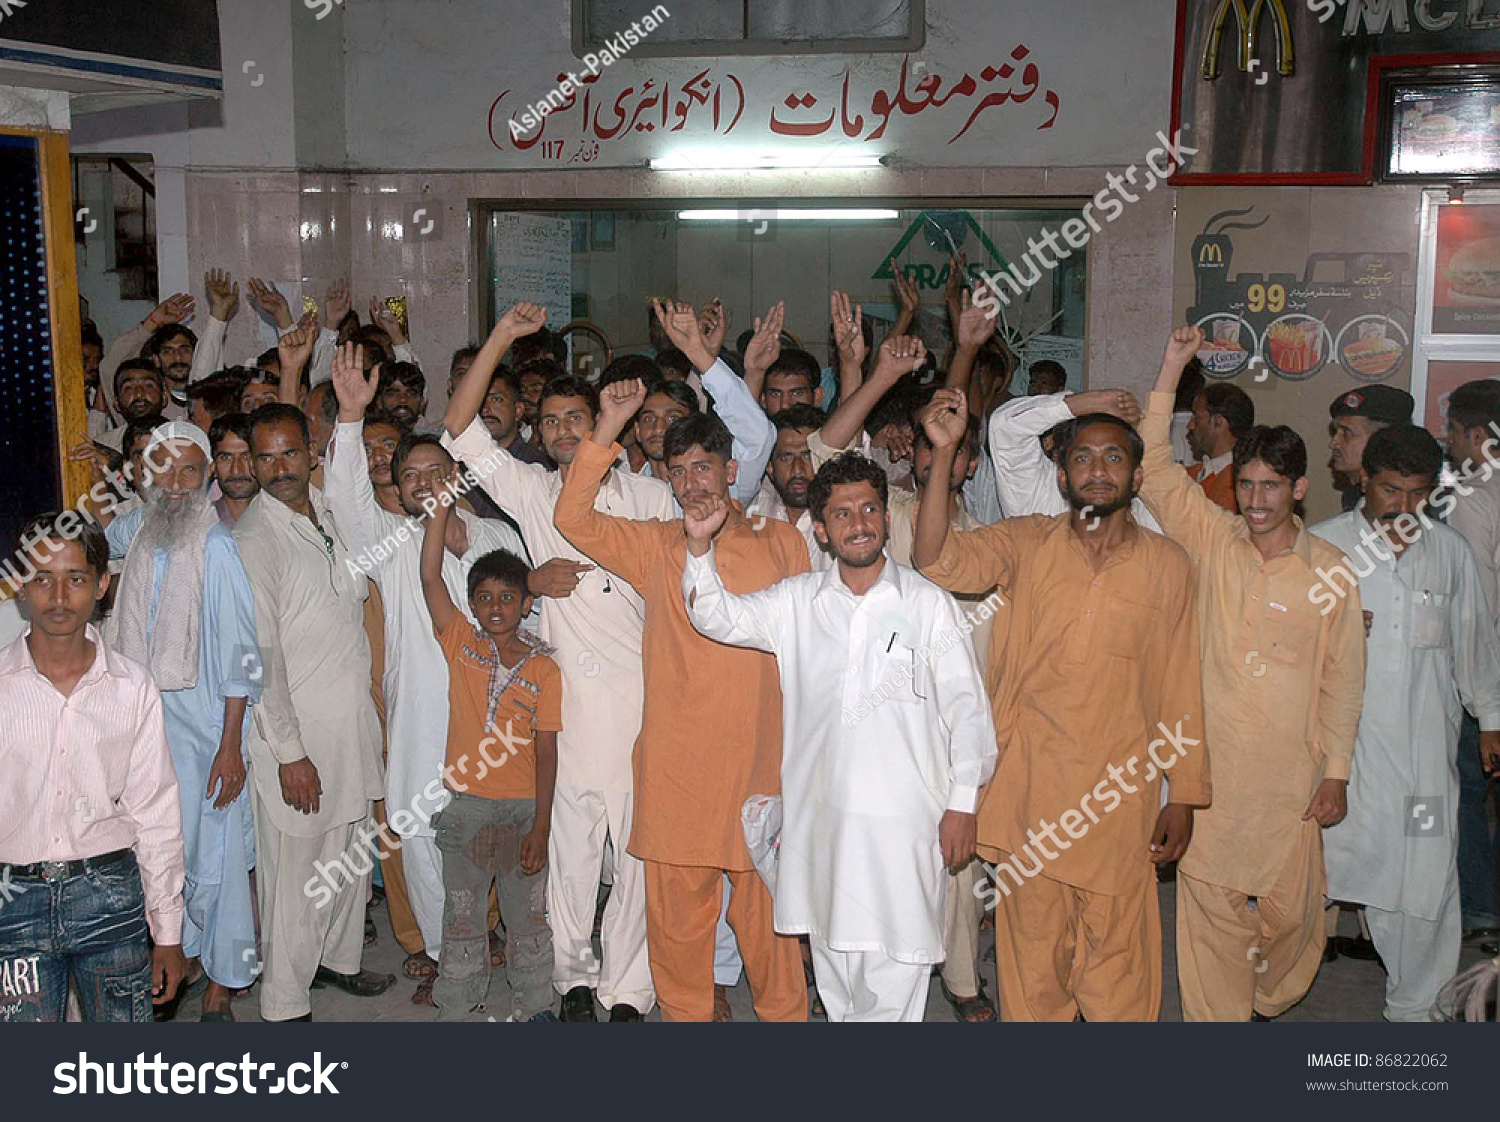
[202,980,232,1015]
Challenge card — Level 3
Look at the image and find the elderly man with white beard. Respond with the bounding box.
[104,421,262,1021]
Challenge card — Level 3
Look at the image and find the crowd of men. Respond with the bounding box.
[2,267,1499,1023]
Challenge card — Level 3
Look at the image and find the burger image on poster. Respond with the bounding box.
[1447,237,1500,304]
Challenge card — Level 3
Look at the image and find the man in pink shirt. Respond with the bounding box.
[0,513,187,1020]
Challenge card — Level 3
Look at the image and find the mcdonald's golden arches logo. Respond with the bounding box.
[1201,0,1295,80]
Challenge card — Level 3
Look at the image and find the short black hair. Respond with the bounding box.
[307,381,338,425]
[14,511,109,580]
[145,322,196,358]
[1054,413,1145,470]
[766,349,821,390]
[467,548,531,600]
[1363,423,1443,482]
[771,404,827,434]
[663,411,734,464]
[655,348,693,380]
[1201,383,1256,439]
[1232,424,1307,482]
[209,412,253,453]
[1173,358,1207,413]
[362,407,408,433]
[256,347,280,370]
[808,452,889,524]
[598,354,661,388]
[449,345,480,380]
[1446,379,1500,435]
[511,327,567,367]
[390,432,451,483]
[378,360,426,399]
[487,367,523,399]
[538,374,599,419]
[123,412,169,457]
[518,356,566,387]
[114,358,164,398]
[249,402,311,445]
[187,373,247,420]
[81,323,104,350]
[1029,359,1066,381]
[351,325,394,363]
[865,379,924,438]
[643,377,700,416]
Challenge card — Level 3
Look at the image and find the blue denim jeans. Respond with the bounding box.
[0,852,154,1022]
[1456,711,1500,930]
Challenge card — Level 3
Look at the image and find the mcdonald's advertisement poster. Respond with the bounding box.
[1175,189,1417,388]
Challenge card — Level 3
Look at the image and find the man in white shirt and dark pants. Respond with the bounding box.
[1310,424,1500,1020]
[682,451,997,1021]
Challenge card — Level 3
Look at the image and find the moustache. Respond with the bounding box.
[268,474,300,488]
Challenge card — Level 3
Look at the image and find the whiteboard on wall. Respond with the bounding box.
[489,212,572,334]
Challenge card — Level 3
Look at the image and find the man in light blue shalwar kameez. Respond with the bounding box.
[105,421,261,1021]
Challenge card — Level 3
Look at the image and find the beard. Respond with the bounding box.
[771,474,809,510]
[139,484,214,551]
[1064,477,1135,518]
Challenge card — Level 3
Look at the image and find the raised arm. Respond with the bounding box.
[916,390,1020,593]
[189,269,236,384]
[681,493,780,654]
[830,290,867,402]
[820,334,927,452]
[889,257,920,338]
[740,301,784,402]
[276,317,319,405]
[446,302,545,437]
[99,293,193,416]
[946,288,994,393]
[553,379,655,588]
[1138,326,1237,561]
[325,342,392,555]
[690,305,775,502]
[420,482,461,635]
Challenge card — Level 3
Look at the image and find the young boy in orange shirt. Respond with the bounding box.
[421,478,560,1022]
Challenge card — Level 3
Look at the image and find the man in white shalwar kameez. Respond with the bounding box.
[324,345,530,960]
[682,451,997,1021]
[1310,424,1500,1021]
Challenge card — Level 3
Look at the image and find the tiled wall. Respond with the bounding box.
[173,164,1175,426]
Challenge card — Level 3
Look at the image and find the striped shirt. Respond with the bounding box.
[0,626,185,943]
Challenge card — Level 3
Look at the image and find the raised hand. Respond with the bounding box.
[330,342,377,421]
[743,301,785,376]
[890,257,920,317]
[830,291,866,369]
[651,299,707,356]
[683,491,730,554]
[1164,324,1205,371]
[277,314,319,379]
[205,269,238,320]
[147,293,195,329]
[247,277,293,329]
[920,387,969,450]
[495,301,547,341]
[596,376,648,443]
[698,298,728,359]
[369,297,406,344]
[69,438,111,483]
[955,289,997,349]
[324,278,351,329]
[872,334,927,384]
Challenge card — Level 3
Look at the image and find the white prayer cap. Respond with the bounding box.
[144,420,212,465]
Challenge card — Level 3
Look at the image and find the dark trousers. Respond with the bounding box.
[1456,711,1500,929]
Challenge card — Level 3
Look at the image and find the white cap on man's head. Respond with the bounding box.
[145,420,212,465]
